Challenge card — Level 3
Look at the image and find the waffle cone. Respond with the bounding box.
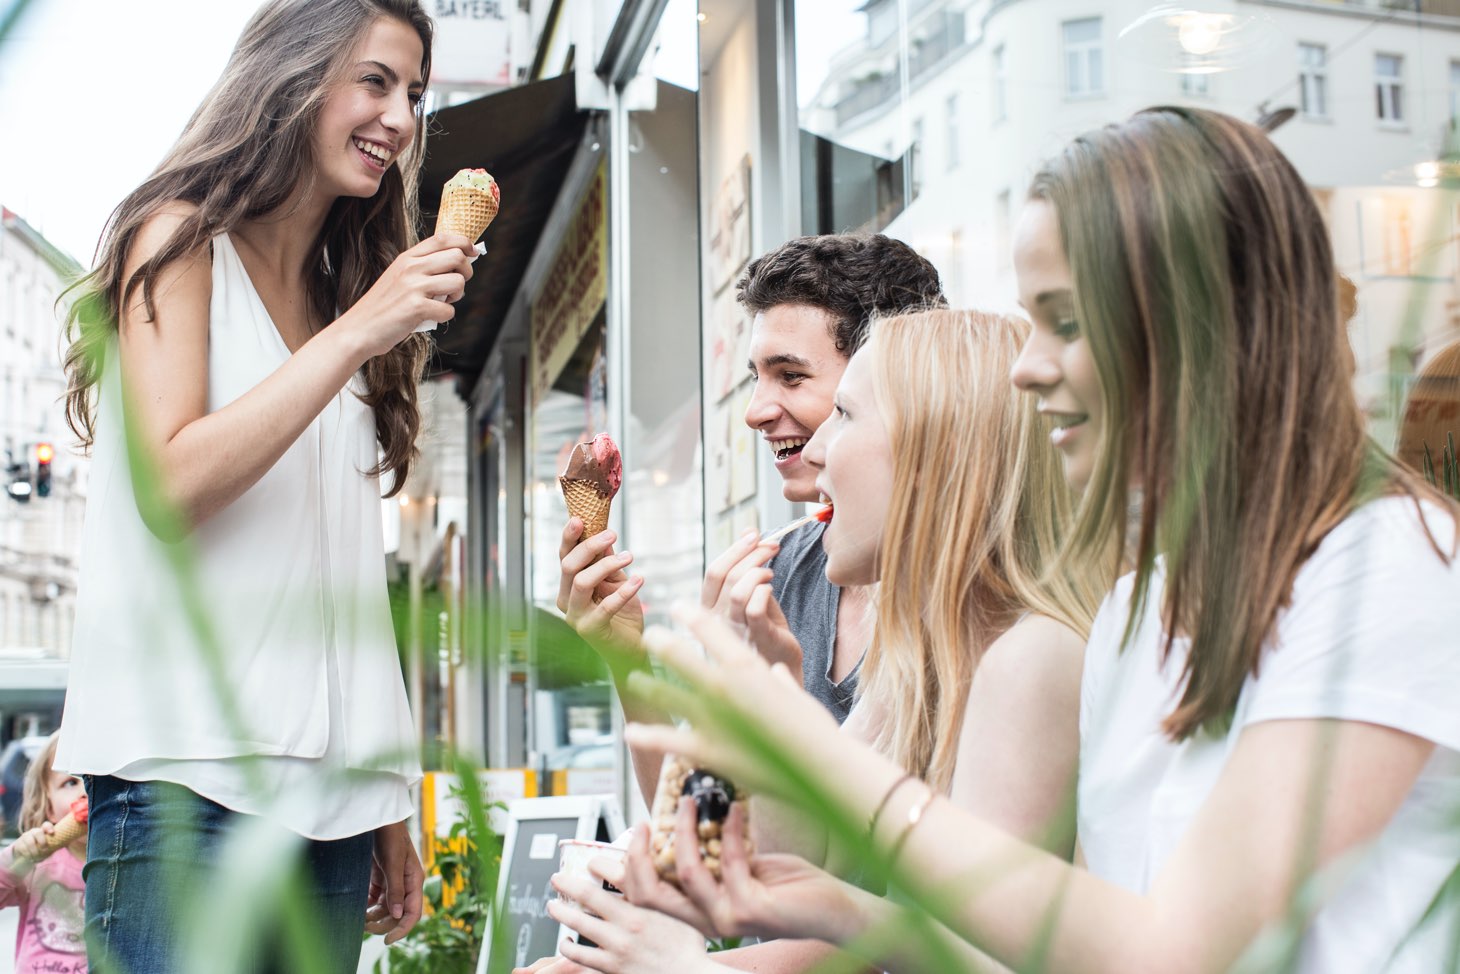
[436,186,499,242]
[44,812,86,853]
[560,477,612,536]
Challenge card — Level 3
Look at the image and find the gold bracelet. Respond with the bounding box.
[886,784,936,870]
[867,772,916,844]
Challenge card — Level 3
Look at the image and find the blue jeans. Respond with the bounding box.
[83,775,374,974]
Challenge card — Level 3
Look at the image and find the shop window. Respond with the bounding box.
[1299,43,1327,119]
[1062,17,1104,98]
[1375,54,1404,125]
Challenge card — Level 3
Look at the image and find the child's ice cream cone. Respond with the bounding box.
[559,434,622,538]
[435,168,500,242]
[43,796,88,854]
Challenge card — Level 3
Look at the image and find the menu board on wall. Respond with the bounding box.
[531,162,608,405]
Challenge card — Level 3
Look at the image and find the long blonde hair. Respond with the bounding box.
[856,310,1104,793]
[62,0,434,495]
[19,734,61,832]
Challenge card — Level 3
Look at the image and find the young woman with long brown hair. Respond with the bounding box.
[53,1,475,970]
[615,107,1460,972]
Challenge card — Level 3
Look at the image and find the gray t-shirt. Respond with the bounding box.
[768,521,861,724]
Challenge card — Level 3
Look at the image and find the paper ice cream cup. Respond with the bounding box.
[557,839,627,911]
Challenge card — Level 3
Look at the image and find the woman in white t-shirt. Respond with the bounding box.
[614,107,1460,972]
[54,1,475,971]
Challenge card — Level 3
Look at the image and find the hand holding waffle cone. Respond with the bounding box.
[7,796,88,877]
[40,796,89,855]
[416,168,501,333]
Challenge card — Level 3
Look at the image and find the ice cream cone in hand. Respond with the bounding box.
[559,434,622,537]
[43,796,89,855]
[8,796,88,876]
[436,168,500,242]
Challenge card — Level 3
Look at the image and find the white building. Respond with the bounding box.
[0,207,85,660]
[803,0,1460,440]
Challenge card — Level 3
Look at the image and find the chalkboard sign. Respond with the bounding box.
[477,795,626,974]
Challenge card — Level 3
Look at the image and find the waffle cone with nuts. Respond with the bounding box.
[435,169,500,242]
[649,754,747,882]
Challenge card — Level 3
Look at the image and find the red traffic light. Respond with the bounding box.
[34,443,53,464]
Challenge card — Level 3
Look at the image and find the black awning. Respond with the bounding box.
[417,74,588,387]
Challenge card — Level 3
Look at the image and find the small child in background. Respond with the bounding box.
[0,733,87,973]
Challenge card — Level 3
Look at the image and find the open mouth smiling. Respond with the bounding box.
[770,437,808,461]
[353,137,393,169]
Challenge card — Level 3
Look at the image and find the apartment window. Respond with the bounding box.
[1181,56,1210,97]
[1375,54,1404,124]
[993,45,1007,122]
[912,117,925,196]
[995,189,1012,273]
[1062,18,1103,97]
[946,93,960,170]
[1299,43,1327,118]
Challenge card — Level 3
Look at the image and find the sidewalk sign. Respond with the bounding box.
[476,795,626,974]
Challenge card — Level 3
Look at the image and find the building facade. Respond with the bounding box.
[0,208,84,665]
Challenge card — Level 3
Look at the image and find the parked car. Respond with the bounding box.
[0,736,50,837]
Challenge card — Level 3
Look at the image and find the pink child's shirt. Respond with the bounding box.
[0,843,87,974]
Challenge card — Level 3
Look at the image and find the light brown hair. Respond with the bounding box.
[857,310,1104,793]
[1030,106,1451,739]
[62,0,434,495]
[19,734,61,832]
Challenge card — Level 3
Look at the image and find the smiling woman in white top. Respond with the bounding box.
[54,2,475,972]
[615,106,1460,974]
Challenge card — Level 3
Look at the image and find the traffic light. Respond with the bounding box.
[34,443,52,498]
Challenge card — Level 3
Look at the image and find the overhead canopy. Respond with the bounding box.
[417,74,587,388]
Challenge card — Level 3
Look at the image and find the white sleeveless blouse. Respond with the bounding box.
[56,234,420,840]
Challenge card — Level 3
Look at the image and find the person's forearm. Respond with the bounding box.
[861,770,1164,973]
[834,886,1011,974]
[612,663,670,807]
[128,324,370,539]
[712,938,876,973]
[805,747,1166,973]
[0,846,29,900]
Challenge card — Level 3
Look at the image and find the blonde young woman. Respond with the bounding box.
[54,1,476,971]
[616,106,1460,973]
[533,309,1105,974]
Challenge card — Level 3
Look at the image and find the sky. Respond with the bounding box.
[0,0,263,262]
[0,0,864,266]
